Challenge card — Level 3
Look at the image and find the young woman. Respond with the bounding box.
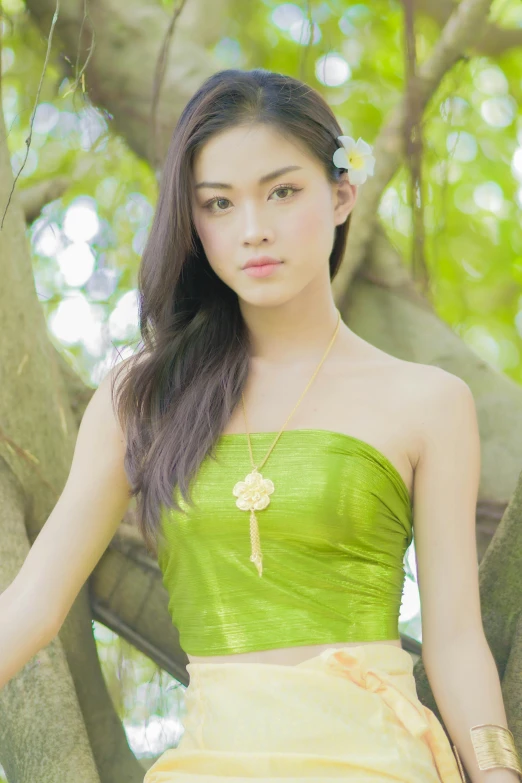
[1,68,521,783]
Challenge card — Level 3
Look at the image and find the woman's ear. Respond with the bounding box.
[333,173,357,226]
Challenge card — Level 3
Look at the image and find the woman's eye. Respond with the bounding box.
[203,185,301,213]
[272,186,295,200]
[208,197,231,211]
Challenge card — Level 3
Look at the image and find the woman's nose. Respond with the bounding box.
[241,203,274,246]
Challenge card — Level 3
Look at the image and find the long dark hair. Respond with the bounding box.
[112,68,352,555]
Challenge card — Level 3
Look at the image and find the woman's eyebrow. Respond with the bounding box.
[195,165,303,190]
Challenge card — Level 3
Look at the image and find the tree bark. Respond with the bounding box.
[24,0,233,163]
[90,525,190,686]
[337,0,495,289]
[2,0,519,777]
[501,611,522,756]
[19,177,70,223]
[0,51,143,782]
[415,0,522,57]
[344,225,522,507]
[0,461,101,783]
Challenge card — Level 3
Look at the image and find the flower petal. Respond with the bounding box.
[347,168,368,185]
[254,496,271,510]
[355,137,373,156]
[233,481,247,496]
[332,147,349,169]
[236,498,252,511]
[245,472,261,487]
[337,135,356,153]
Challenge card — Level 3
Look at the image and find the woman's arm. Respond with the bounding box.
[411,368,520,783]
[0,583,60,691]
[0,366,132,691]
[424,633,519,783]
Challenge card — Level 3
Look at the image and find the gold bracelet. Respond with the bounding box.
[469,723,522,777]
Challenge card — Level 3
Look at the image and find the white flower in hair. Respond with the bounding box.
[333,136,375,185]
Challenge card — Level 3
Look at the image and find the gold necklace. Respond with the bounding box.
[232,309,342,577]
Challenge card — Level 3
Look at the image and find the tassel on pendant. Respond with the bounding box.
[235,311,341,578]
[233,468,273,577]
[249,509,263,577]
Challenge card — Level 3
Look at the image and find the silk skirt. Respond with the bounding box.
[143,643,465,782]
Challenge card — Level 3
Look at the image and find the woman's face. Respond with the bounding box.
[190,123,356,307]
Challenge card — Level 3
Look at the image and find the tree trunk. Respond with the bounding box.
[0,44,144,782]
[0,0,520,778]
[0,461,101,783]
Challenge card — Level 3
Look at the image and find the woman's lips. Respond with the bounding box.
[243,262,282,278]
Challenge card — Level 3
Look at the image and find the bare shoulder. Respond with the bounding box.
[394,361,475,463]
[400,361,473,407]
[362,354,473,460]
[357,350,469,401]
[105,350,150,390]
[386,358,471,395]
[101,350,151,445]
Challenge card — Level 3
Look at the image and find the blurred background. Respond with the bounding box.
[1,0,522,778]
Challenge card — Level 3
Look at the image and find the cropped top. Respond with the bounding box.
[157,429,413,656]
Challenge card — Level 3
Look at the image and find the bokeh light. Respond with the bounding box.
[315,54,351,87]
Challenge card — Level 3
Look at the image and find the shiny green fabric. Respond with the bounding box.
[158,429,413,656]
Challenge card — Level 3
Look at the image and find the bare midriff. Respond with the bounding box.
[186,638,403,666]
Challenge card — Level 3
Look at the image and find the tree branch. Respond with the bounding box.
[149,0,190,172]
[333,0,494,301]
[337,223,522,508]
[501,611,522,752]
[1,0,60,230]
[0,460,101,783]
[20,176,70,223]
[415,0,522,57]
[0,68,144,782]
[90,533,190,687]
[24,0,233,164]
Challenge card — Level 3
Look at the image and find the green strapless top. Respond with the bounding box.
[157,429,413,656]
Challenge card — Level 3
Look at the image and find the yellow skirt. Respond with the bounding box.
[144,643,465,782]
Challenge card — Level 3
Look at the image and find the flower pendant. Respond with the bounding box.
[232,468,274,577]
